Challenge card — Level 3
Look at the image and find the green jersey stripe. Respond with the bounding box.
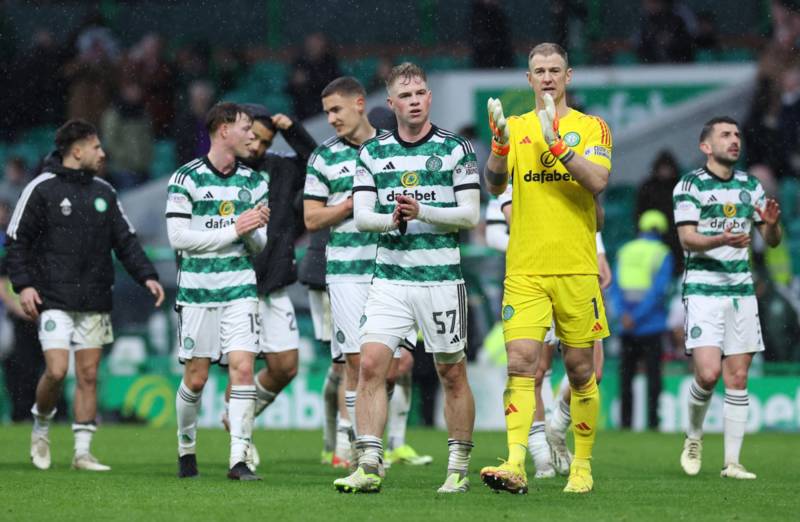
[192,200,255,217]
[168,185,191,197]
[327,259,375,276]
[374,170,453,189]
[374,263,462,282]
[379,232,458,251]
[177,284,258,304]
[673,193,700,206]
[181,256,253,274]
[189,171,262,189]
[686,258,751,274]
[329,232,380,248]
[682,282,754,296]
[365,142,463,160]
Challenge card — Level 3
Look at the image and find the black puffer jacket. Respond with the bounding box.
[4,153,158,312]
[252,122,317,294]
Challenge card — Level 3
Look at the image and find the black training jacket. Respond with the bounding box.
[252,121,317,294]
[4,153,158,312]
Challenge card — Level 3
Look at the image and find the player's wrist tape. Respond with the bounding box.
[491,139,510,157]
[549,139,574,163]
[485,167,508,187]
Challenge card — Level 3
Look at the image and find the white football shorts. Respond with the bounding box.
[38,309,113,351]
[684,295,764,356]
[177,300,260,363]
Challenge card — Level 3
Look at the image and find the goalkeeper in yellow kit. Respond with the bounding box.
[480,43,612,494]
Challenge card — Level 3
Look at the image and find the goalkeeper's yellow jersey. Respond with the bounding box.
[505,107,612,276]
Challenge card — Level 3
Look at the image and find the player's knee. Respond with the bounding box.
[184,371,208,392]
[696,367,721,389]
[507,349,536,376]
[45,364,68,383]
[77,367,98,388]
[359,354,386,384]
[566,360,594,386]
[726,368,748,389]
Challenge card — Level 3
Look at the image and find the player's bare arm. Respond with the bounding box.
[677,223,750,252]
[304,198,353,231]
[755,198,783,247]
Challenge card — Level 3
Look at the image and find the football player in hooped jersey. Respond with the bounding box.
[482,42,612,494]
[166,103,270,481]
[673,116,781,480]
[305,77,430,469]
[333,63,479,494]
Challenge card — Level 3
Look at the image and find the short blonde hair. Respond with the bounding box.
[385,62,427,90]
[528,43,569,68]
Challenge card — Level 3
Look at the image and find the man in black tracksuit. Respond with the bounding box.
[5,120,164,471]
[220,105,316,458]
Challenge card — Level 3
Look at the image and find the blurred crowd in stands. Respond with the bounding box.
[1,0,800,376]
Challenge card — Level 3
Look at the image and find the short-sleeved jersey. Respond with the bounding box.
[353,126,479,285]
[305,136,379,283]
[505,108,612,276]
[673,167,765,298]
[166,157,269,307]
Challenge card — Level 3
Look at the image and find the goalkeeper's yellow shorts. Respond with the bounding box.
[501,274,609,348]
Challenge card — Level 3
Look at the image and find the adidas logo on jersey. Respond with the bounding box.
[708,194,717,202]
[204,191,214,199]
[339,165,351,175]
[591,322,603,333]
[519,136,532,145]
[450,334,460,344]
[383,161,396,171]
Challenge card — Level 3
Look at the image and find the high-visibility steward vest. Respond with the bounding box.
[616,237,670,302]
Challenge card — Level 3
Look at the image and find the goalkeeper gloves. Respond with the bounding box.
[537,93,575,163]
[487,97,510,157]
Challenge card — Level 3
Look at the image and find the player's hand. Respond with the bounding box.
[271,113,293,130]
[720,223,750,248]
[235,207,264,236]
[537,93,560,145]
[537,93,574,163]
[342,196,354,213]
[487,97,510,155]
[755,198,781,226]
[396,195,420,221]
[19,287,42,321]
[145,279,165,307]
[255,202,270,225]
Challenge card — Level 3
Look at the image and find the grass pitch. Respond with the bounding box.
[0,425,795,521]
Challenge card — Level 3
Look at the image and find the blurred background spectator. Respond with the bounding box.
[469,0,514,69]
[635,150,684,274]
[101,82,154,189]
[174,80,215,166]
[635,0,695,63]
[287,33,341,120]
[609,210,674,430]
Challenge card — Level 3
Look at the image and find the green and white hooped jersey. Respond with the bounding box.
[673,167,765,298]
[166,157,269,307]
[305,136,379,283]
[353,126,479,285]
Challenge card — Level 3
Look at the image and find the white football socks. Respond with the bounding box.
[176,381,201,457]
[723,388,749,465]
[229,385,256,468]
